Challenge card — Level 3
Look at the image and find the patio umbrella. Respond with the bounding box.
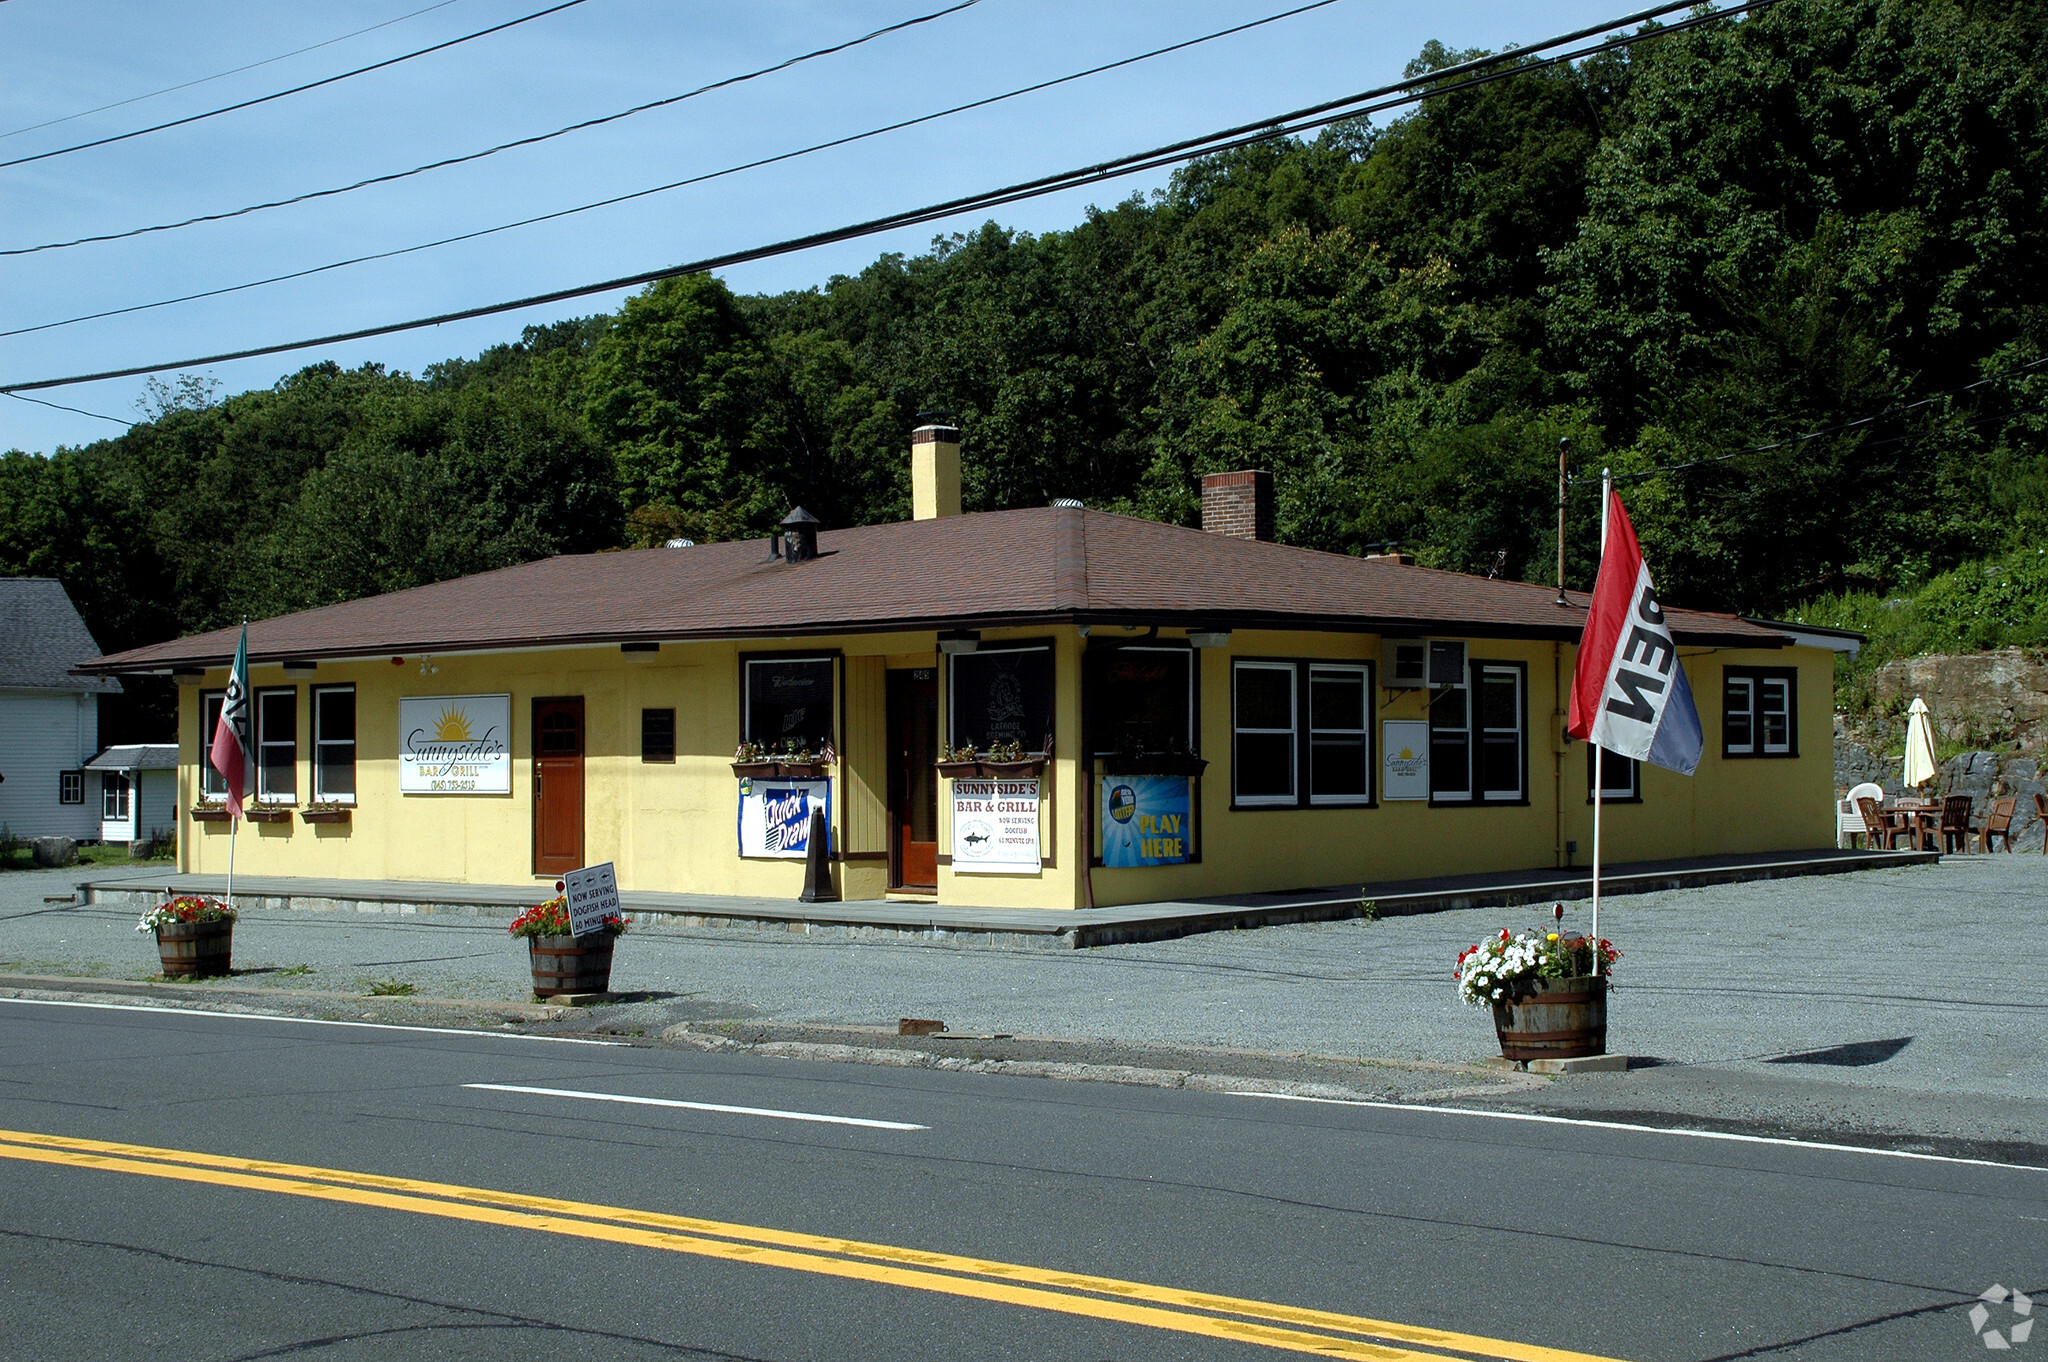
[1902,696,1940,790]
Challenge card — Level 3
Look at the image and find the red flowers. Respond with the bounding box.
[507,895,629,940]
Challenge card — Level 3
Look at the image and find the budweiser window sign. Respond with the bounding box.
[400,694,512,793]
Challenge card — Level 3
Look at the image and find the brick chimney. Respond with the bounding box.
[1200,470,1274,541]
[912,421,961,520]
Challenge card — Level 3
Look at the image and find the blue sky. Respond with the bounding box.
[1,0,1629,455]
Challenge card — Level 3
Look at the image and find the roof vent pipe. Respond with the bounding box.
[1051,498,1084,509]
[779,507,821,562]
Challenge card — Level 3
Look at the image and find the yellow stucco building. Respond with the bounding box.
[88,429,1850,910]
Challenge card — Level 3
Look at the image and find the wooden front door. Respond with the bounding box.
[532,697,584,877]
[887,670,938,890]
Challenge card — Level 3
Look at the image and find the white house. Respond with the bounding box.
[0,578,121,841]
[83,745,178,847]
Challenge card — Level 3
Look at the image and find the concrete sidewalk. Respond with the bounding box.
[7,852,2045,1154]
[77,846,1935,948]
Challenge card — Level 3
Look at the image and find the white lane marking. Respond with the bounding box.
[0,996,623,1045]
[1230,1091,2047,1173]
[464,1083,928,1130]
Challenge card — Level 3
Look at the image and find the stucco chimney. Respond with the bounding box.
[912,421,961,520]
[1200,470,1274,541]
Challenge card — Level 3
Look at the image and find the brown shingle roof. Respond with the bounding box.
[83,507,1786,672]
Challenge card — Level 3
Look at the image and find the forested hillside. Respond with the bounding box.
[4,0,2044,739]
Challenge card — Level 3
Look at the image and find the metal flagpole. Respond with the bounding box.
[225,812,237,914]
[1591,469,1612,976]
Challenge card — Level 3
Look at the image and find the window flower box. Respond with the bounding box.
[189,806,230,823]
[976,755,1050,779]
[244,807,293,825]
[300,807,352,825]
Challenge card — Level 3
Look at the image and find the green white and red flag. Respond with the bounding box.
[208,625,253,819]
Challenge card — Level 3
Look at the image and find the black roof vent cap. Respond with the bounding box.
[778,506,822,562]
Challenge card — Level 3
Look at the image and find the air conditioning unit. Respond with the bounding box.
[1380,640,1427,689]
[1428,639,1466,688]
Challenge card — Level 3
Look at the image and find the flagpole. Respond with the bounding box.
[1592,469,1612,977]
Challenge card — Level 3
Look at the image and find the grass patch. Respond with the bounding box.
[364,979,416,997]
[275,963,316,977]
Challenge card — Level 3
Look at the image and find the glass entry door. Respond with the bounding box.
[887,669,938,890]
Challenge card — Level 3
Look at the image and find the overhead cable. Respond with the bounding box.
[1,390,132,425]
[0,0,593,171]
[2,0,989,257]
[0,0,1352,336]
[1593,354,2048,486]
[0,0,466,143]
[0,0,1765,394]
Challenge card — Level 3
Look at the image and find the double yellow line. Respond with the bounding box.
[0,1126,1625,1362]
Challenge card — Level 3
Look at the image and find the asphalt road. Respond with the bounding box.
[0,999,2039,1360]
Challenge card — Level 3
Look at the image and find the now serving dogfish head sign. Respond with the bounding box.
[399,695,511,793]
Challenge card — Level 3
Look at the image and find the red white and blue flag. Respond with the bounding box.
[208,625,253,819]
[1567,487,1703,776]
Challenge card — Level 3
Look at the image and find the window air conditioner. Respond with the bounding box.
[1380,640,1427,689]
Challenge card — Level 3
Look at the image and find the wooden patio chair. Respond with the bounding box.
[1940,794,1975,853]
[2037,792,2048,854]
[1857,797,1906,851]
[1977,795,2018,853]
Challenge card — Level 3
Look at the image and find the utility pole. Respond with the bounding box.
[1555,437,1571,606]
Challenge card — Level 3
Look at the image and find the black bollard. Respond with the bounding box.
[799,807,838,903]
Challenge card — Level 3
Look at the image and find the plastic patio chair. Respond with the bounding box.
[1940,794,1975,853]
[1977,795,2018,853]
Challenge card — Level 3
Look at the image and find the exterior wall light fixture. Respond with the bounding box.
[938,630,980,655]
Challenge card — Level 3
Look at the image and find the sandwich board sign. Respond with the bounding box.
[561,861,620,937]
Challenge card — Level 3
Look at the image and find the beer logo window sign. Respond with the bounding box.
[400,694,512,793]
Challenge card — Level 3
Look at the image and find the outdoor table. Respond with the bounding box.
[1887,805,1941,851]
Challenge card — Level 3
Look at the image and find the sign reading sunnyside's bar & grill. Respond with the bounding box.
[399,694,511,793]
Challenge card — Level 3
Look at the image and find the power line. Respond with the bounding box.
[1,390,131,426]
[2,0,988,257]
[0,0,1351,337]
[0,0,466,143]
[1592,355,2048,486]
[0,0,1759,394]
[0,0,593,171]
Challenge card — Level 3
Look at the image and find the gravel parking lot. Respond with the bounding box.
[6,855,2044,1147]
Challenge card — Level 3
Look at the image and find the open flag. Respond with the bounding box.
[1567,486,1704,776]
[208,625,253,818]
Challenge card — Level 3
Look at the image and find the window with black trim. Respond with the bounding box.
[200,690,227,799]
[313,686,355,802]
[1308,664,1371,804]
[59,770,83,805]
[257,688,297,801]
[1232,661,1297,804]
[101,771,130,821]
[1723,668,1796,758]
[948,643,1054,751]
[1086,646,1193,755]
[642,708,677,763]
[744,657,835,750]
[1430,660,1526,803]
[1587,746,1640,802]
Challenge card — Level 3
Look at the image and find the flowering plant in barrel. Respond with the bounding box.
[509,894,628,999]
[137,895,238,978]
[1455,921,1620,1062]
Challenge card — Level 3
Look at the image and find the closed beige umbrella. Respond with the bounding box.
[1902,697,1939,790]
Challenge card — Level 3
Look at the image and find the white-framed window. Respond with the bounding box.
[1724,669,1796,758]
[101,771,130,821]
[257,688,297,802]
[200,690,227,799]
[1232,661,1297,805]
[1429,676,1471,803]
[1308,664,1372,804]
[1477,664,1524,801]
[313,686,355,802]
[59,770,83,805]
[1588,746,1640,802]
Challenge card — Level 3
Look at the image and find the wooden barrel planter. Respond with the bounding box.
[1492,974,1607,1060]
[528,934,614,997]
[156,921,233,978]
